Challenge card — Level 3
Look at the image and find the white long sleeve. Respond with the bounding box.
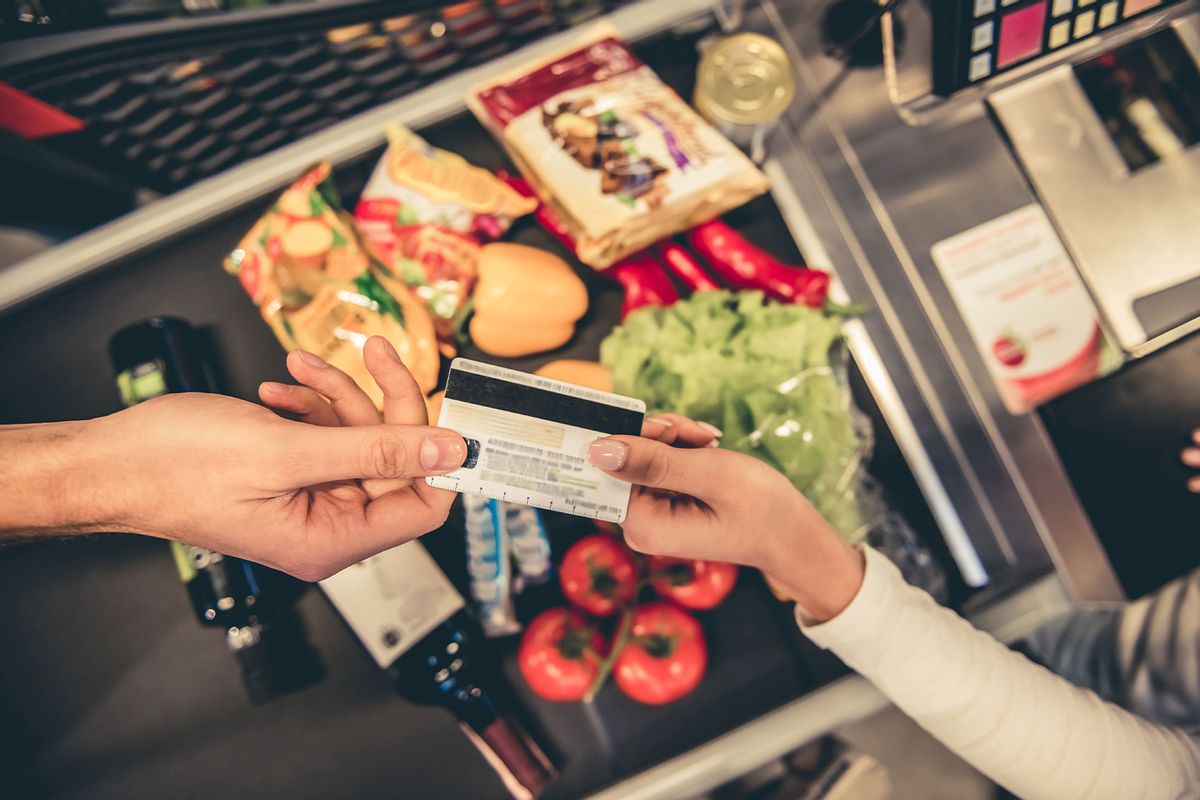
[798,547,1200,799]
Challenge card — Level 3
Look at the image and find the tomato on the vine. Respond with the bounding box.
[614,603,707,705]
[559,535,638,617]
[518,608,606,702]
[647,556,738,610]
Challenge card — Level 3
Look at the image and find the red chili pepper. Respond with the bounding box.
[687,220,830,309]
[497,169,535,199]
[609,252,680,319]
[656,240,720,292]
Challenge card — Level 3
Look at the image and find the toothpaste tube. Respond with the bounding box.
[504,503,553,593]
[463,494,520,637]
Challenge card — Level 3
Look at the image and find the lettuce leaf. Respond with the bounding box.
[600,291,869,541]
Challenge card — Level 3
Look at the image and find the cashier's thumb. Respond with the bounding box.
[279,422,467,485]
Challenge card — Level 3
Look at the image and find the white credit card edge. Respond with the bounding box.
[425,473,630,524]
[431,361,639,523]
[448,357,646,414]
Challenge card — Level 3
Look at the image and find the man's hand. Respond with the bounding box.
[1,337,466,581]
[587,432,865,623]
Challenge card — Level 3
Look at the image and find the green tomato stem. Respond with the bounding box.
[585,605,635,702]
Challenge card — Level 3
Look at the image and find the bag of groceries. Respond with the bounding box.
[224,161,440,403]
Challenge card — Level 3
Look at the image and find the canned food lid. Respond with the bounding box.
[696,33,797,126]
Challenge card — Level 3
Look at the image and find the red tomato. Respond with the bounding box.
[559,535,638,617]
[518,608,606,702]
[614,603,707,705]
[647,556,738,610]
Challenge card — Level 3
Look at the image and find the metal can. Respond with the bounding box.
[694,33,797,160]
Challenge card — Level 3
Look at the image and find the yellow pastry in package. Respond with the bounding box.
[224,162,440,402]
[468,25,769,269]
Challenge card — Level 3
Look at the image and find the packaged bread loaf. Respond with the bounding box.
[468,25,769,269]
[224,161,440,402]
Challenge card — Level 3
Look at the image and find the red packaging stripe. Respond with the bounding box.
[473,37,645,128]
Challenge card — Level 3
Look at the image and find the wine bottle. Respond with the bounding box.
[321,542,556,799]
[108,316,324,703]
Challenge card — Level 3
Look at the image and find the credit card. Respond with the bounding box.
[427,358,645,523]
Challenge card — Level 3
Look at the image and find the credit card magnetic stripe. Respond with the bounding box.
[444,367,644,436]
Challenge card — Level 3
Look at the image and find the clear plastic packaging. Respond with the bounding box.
[601,290,947,600]
[223,161,440,402]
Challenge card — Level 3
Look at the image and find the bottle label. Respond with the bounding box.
[170,541,199,582]
[115,359,168,407]
[320,541,465,668]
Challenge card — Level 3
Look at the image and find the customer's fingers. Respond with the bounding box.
[642,413,721,449]
[286,350,381,427]
[277,422,466,486]
[587,435,721,497]
[292,488,454,581]
[1183,447,1200,468]
[259,382,341,428]
[363,336,428,426]
[360,485,456,548]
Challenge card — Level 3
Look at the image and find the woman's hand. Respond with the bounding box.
[587,430,865,622]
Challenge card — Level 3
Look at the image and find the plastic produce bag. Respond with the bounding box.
[602,290,948,599]
[602,291,875,539]
[224,161,440,402]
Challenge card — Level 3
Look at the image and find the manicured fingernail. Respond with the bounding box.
[588,439,629,471]
[381,338,403,364]
[260,381,288,394]
[295,350,326,368]
[422,436,466,471]
[698,421,724,438]
[643,418,672,438]
[706,439,720,448]
[1183,448,1200,468]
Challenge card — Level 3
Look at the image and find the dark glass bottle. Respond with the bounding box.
[108,316,323,703]
[321,543,556,799]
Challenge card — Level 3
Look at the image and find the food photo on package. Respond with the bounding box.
[426,359,645,523]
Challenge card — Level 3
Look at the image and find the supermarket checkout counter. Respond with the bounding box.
[1,1,1197,798]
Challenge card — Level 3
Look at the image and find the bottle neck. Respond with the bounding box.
[391,619,555,798]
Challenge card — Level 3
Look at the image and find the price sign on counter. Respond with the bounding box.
[931,204,1120,414]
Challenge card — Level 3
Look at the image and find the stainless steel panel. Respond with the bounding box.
[989,12,1200,352]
